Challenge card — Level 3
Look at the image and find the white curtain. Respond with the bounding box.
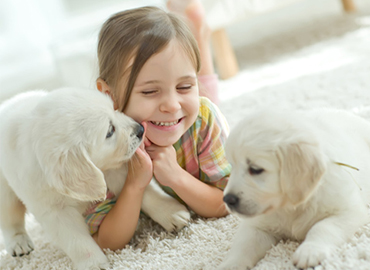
[0,0,164,99]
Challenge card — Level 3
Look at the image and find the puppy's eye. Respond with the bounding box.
[106,123,115,139]
[248,167,264,175]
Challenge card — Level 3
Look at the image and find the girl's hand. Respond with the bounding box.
[145,143,181,187]
[125,123,153,190]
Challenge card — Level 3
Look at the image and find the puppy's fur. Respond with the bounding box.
[219,109,370,269]
[0,88,190,270]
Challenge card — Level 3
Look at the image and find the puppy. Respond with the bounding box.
[219,109,370,269]
[0,88,190,270]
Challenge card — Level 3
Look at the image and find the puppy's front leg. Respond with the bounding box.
[34,207,109,270]
[293,211,367,268]
[141,179,190,232]
[218,219,277,270]
[0,175,34,257]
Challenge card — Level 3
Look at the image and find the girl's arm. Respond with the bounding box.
[168,169,228,218]
[93,183,145,250]
[145,143,228,218]
[93,146,152,250]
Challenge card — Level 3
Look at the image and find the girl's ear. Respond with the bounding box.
[96,78,118,110]
[96,78,110,95]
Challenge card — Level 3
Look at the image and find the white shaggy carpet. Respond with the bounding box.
[2,1,370,269]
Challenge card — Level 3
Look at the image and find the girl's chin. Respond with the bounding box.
[146,133,181,146]
[146,123,184,146]
[147,138,178,146]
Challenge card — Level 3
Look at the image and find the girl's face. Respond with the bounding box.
[124,39,199,146]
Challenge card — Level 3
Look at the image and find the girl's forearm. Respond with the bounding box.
[170,170,228,218]
[94,184,144,250]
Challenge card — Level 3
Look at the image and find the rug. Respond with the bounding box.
[2,1,370,269]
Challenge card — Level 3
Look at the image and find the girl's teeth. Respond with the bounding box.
[152,120,179,126]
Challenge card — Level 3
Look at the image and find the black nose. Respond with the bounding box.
[223,194,239,208]
[135,124,144,139]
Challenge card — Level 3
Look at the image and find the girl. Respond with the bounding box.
[85,6,231,251]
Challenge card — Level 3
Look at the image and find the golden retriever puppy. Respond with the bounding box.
[219,109,370,269]
[0,88,189,270]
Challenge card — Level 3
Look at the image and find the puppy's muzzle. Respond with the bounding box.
[223,194,239,210]
[135,124,144,139]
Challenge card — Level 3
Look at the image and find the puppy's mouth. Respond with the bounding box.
[235,204,274,217]
[226,199,272,217]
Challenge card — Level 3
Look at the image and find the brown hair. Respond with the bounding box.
[97,6,201,112]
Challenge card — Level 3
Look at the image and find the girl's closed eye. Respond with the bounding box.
[176,76,197,92]
[141,89,158,95]
[177,84,192,90]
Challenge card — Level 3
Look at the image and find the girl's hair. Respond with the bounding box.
[97,6,201,112]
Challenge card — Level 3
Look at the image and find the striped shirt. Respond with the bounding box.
[84,97,231,234]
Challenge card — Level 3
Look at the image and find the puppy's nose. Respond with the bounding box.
[135,124,144,139]
[223,194,239,208]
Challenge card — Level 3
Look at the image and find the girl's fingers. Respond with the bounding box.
[135,145,152,164]
[139,140,145,151]
[140,122,152,148]
[135,146,148,160]
[141,121,148,140]
[144,136,151,147]
[137,122,147,151]
[141,121,147,132]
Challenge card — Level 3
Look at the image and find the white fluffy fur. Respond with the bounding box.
[219,109,370,270]
[0,88,190,270]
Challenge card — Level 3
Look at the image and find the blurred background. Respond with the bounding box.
[1,0,369,101]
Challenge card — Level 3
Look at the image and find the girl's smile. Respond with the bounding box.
[147,117,184,134]
[149,117,183,129]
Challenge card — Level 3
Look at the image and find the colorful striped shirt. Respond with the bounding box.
[84,96,231,234]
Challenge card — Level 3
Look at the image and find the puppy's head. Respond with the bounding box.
[33,88,143,201]
[223,110,326,217]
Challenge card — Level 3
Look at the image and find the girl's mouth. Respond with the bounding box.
[150,118,182,127]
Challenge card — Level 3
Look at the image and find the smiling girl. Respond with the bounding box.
[86,6,231,250]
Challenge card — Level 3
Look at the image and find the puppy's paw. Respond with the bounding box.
[5,233,34,257]
[217,258,253,270]
[293,242,331,268]
[97,260,110,270]
[153,201,190,232]
[75,252,110,270]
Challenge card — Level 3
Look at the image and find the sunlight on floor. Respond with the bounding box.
[218,26,370,102]
[356,15,370,26]
[219,42,358,101]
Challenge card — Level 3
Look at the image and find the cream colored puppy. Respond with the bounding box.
[0,88,189,270]
[219,109,370,270]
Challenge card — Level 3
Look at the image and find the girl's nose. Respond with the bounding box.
[159,94,181,113]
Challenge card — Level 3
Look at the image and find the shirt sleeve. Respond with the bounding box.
[84,191,116,235]
[197,97,231,190]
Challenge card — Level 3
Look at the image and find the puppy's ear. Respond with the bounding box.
[277,143,326,206]
[38,144,107,201]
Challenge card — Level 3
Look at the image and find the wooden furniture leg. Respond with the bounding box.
[341,0,356,12]
[211,28,239,80]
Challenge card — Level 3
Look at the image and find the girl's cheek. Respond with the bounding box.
[124,101,149,122]
[190,95,200,112]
